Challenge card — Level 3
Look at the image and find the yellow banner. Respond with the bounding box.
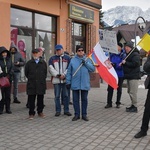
[138,31,150,52]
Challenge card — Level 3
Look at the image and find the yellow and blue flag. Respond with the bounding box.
[138,30,150,52]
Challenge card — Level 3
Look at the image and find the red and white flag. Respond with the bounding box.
[89,43,118,89]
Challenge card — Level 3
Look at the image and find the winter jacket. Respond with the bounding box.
[143,56,150,89]
[110,49,126,78]
[123,49,141,79]
[25,58,47,95]
[66,55,95,90]
[0,46,13,82]
[143,55,150,74]
[10,45,25,72]
[48,54,71,84]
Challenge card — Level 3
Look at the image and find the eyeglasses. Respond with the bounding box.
[77,49,84,52]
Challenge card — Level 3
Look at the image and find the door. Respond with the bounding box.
[72,22,86,54]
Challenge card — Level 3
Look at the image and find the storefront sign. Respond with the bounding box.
[69,4,94,23]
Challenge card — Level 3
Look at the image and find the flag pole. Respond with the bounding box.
[123,46,136,60]
[72,57,88,77]
[72,63,83,77]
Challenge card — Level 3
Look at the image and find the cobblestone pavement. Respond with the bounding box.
[0,82,150,150]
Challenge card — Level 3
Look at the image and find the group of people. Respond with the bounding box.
[0,45,25,114]
[105,41,141,114]
[104,41,150,139]
[0,41,150,138]
[48,44,95,121]
[0,43,95,122]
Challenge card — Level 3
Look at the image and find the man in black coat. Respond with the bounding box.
[122,42,141,112]
[25,49,47,119]
[134,55,150,138]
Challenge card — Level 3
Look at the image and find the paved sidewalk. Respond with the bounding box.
[0,82,150,150]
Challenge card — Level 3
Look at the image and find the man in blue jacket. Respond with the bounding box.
[66,45,95,121]
[105,43,126,108]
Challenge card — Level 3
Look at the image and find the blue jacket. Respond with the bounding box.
[110,49,126,78]
[66,55,95,90]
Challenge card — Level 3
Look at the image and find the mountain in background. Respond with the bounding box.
[102,6,150,27]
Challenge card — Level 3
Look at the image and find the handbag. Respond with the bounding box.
[0,77,10,88]
[144,75,150,89]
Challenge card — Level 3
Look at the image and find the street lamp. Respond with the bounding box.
[134,16,146,47]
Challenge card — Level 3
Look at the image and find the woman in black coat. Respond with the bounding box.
[25,48,47,119]
[0,46,13,114]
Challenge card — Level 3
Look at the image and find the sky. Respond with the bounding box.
[102,0,150,11]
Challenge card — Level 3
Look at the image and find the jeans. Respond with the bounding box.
[61,87,71,104]
[72,90,88,117]
[54,83,69,113]
[12,72,20,99]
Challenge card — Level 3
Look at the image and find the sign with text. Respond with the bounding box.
[69,4,94,23]
[99,29,118,54]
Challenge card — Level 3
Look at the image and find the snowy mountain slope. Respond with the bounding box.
[102,6,150,27]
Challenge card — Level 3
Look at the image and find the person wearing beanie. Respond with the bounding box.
[105,43,126,109]
[66,45,95,121]
[0,46,13,114]
[121,41,141,113]
[117,42,123,49]
[25,48,47,119]
[48,44,72,117]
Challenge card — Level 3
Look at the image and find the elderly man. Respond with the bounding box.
[48,44,72,117]
[122,41,141,112]
[25,48,47,119]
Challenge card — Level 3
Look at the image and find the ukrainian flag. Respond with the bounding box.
[138,30,150,52]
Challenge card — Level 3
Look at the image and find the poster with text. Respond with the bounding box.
[99,29,118,54]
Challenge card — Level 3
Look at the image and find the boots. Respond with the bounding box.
[13,98,21,104]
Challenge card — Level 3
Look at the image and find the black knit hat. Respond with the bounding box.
[117,42,123,48]
[32,48,40,53]
[125,41,134,49]
[76,45,83,52]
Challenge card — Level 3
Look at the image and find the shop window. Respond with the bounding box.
[11,8,32,28]
[35,14,56,32]
[35,31,55,64]
[10,8,56,81]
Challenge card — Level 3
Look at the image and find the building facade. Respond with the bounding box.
[0,0,101,90]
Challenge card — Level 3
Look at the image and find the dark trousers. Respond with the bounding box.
[0,86,11,112]
[141,89,150,132]
[28,95,44,115]
[107,77,124,105]
[72,90,88,117]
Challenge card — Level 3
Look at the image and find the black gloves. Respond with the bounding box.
[66,84,71,89]
[112,63,116,68]
[56,74,61,78]
[82,59,87,65]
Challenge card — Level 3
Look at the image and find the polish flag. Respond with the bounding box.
[89,43,118,89]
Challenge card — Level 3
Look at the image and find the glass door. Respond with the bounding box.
[72,22,86,54]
